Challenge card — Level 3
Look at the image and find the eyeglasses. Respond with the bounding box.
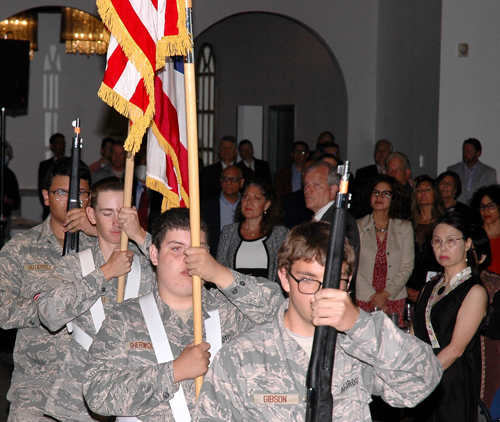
[371,189,392,199]
[293,150,308,155]
[50,189,90,202]
[288,270,351,295]
[220,176,241,183]
[479,202,498,211]
[431,237,465,248]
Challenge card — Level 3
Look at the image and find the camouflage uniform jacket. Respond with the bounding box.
[36,234,154,422]
[82,271,285,421]
[0,216,94,421]
[193,301,443,422]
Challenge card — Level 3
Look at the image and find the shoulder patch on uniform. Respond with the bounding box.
[126,341,154,350]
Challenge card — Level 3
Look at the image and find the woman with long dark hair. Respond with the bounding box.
[217,178,289,282]
[412,213,488,421]
[356,174,414,325]
[406,175,446,302]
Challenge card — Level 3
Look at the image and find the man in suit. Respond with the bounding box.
[201,165,245,256]
[93,140,127,184]
[356,139,393,185]
[386,151,413,195]
[303,160,360,288]
[133,148,163,233]
[237,139,272,183]
[200,136,251,200]
[38,132,66,219]
[274,141,309,197]
[447,138,497,204]
[89,137,114,174]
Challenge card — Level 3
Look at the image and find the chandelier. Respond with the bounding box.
[0,12,38,59]
[60,8,109,56]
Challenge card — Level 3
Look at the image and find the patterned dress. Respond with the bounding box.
[357,233,405,325]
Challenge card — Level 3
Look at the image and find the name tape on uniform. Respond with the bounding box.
[250,394,302,405]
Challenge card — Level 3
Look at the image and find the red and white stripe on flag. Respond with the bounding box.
[97,0,191,208]
[147,57,189,210]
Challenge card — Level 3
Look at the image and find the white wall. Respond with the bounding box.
[1,5,127,220]
[438,1,500,175]
[192,1,380,170]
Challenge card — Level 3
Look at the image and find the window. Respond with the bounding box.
[196,44,215,165]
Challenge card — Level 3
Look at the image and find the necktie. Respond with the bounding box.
[138,187,149,230]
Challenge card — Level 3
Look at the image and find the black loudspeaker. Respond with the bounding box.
[0,39,30,110]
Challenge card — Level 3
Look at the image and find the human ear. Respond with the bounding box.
[278,267,290,293]
[86,206,96,225]
[42,190,50,207]
[150,244,159,266]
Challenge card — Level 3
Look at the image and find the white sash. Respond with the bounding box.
[70,249,141,351]
[119,292,222,422]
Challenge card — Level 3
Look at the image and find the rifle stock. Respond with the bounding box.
[62,118,82,256]
[305,162,350,422]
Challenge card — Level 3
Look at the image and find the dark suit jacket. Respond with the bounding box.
[321,204,361,295]
[355,164,378,185]
[38,157,57,219]
[201,195,222,257]
[200,161,252,200]
[274,167,293,197]
[237,158,272,183]
[282,189,313,229]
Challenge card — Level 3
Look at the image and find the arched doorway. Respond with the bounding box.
[194,12,347,172]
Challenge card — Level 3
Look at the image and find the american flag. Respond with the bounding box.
[97,0,190,208]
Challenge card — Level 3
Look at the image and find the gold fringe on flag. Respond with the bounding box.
[146,121,190,212]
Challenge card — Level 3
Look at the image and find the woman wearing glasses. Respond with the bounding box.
[356,175,413,325]
[412,213,488,422]
[217,178,288,283]
[470,184,500,275]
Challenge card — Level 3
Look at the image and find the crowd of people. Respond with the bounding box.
[0,132,499,422]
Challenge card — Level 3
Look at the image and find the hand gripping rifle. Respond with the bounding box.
[305,161,350,422]
[62,119,83,256]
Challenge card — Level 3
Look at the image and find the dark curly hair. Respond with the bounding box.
[358,174,410,220]
[410,175,446,229]
[235,178,283,236]
[469,184,500,226]
[436,170,462,201]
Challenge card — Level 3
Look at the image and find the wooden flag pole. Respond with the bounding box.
[184,0,203,398]
[117,150,135,303]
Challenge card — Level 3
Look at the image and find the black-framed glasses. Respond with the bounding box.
[479,202,498,211]
[371,189,392,199]
[293,150,308,155]
[431,237,465,248]
[50,189,90,202]
[220,176,241,183]
[288,270,351,295]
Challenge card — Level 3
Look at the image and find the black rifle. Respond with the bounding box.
[62,119,83,256]
[305,161,351,422]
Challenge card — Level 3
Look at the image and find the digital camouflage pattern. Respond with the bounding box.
[193,301,443,422]
[0,217,94,421]
[83,271,285,421]
[36,234,154,422]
